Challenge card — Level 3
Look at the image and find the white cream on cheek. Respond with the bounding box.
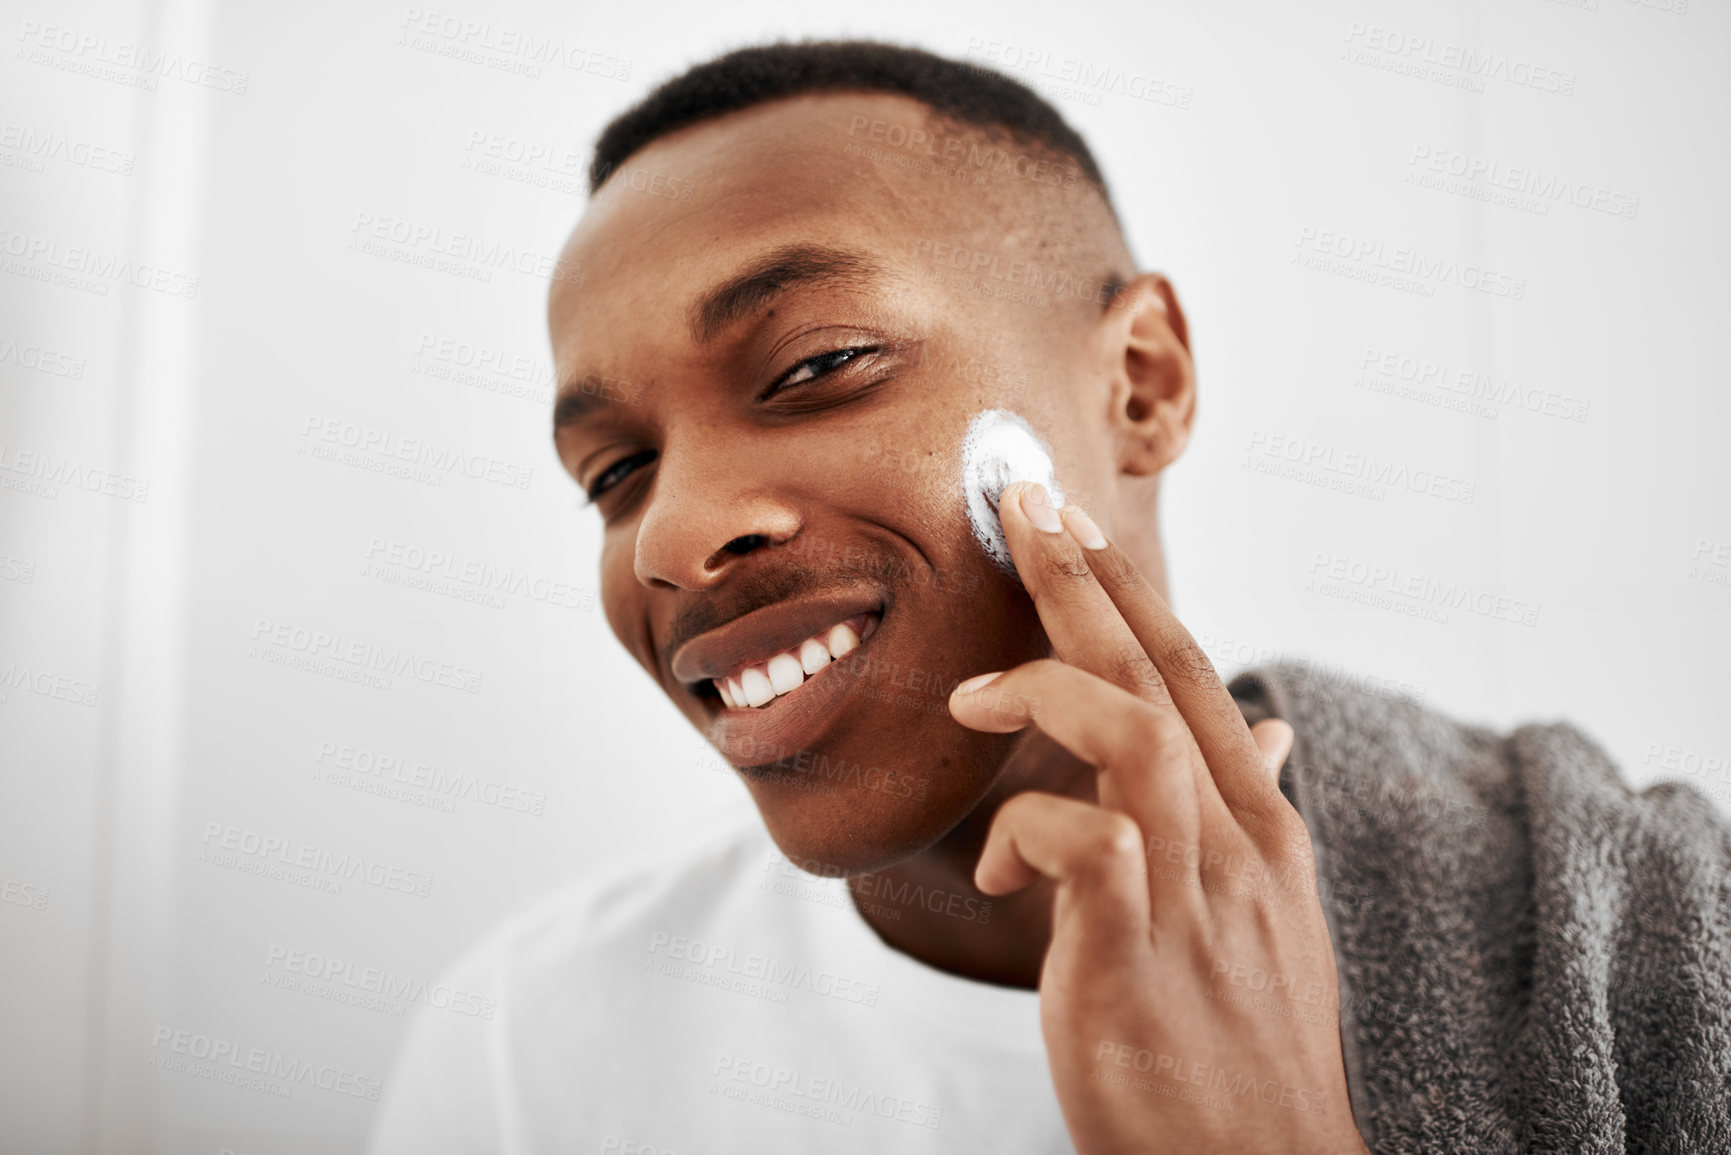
[959,408,1065,583]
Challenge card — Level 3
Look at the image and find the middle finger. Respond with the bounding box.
[995,480,1226,828]
[998,480,1168,705]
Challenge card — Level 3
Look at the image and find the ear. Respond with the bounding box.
[1104,273,1195,477]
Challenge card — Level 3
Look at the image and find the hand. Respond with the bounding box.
[948,481,1368,1155]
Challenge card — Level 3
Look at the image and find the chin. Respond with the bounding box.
[740,724,1019,877]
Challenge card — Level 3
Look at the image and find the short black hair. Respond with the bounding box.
[588,39,1110,199]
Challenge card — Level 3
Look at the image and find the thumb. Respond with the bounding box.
[1249,718,1295,777]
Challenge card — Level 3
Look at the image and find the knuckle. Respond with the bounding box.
[1132,708,1189,760]
[1281,816,1318,860]
[1094,547,1150,592]
[1264,812,1318,871]
[1078,812,1147,881]
[1162,639,1221,688]
[1039,547,1093,584]
[1104,642,1164,699]
[1066,813,1149,893]
[993,792,1042,833]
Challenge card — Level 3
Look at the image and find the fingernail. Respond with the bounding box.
[954,671,1004,695]
[1251,719,1294,775]
[1062,507,1107,550]
[1018,483,1063,533]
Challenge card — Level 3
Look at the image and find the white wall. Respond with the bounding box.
[2,0,1725,1149]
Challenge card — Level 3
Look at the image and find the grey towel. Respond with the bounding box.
[1227,661,1731,1154]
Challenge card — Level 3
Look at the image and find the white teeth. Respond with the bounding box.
[766,653,805,694]
[739,667,776,708]
[827,622,860,658]
[798,637,832,675]
[716,616,872,709]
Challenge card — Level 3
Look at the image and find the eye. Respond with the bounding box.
[768,345,880,395]
[584,449,656,504]
[582,345,882,506]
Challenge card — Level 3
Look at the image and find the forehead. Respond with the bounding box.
[547,93,1003,364]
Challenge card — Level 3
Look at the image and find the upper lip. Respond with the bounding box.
[670,592,884,686]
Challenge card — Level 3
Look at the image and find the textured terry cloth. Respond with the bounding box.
[1226,662,1731,1154]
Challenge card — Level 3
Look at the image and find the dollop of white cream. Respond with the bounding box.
[959,408,1065,582]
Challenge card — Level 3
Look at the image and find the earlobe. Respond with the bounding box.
[1108,274,1196,478]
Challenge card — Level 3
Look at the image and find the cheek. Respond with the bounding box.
[598,547,643,656]
[958,408,1065,582]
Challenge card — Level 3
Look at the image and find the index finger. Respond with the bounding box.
[995,479,1207,823]
[1044,494,1282,821]
[996,480,1167,704]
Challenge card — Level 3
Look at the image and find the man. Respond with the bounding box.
[369,41,1731,1154]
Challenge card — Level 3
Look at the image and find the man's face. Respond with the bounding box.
[549,93,1128,873]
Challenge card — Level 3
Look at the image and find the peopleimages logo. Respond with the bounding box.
[411,333,558,406]
[846,114,1081,186]
[300,415,534,491]
[0,660,100,707]
[1242,429,1476,505]
[1306,551,1541,627]
[912,238,1124,309]
[313,739,548,815]
[0,123,134,174]
[0,226,199,297]
[347,210,580,286]
[248,617,485,694]
[0,335,86,378]
[760,847,992,924]
[961,37,1194,110]
[1342,22,1577,96]
[1293,227,1526,300]
[397,8,632,80]
[1,877,49,911]
[0,443,149,502]
[1092,1041,1327,1116]
[263,944,497,1019]
[15,21,251,93]
[198,821,436,897]
[363,537,594,612]
[1407,146,1640,220]
[1355,346,1591,424]
[148,1026,381,1100]
[710,1054,944,1130]
[646,931,881,1007]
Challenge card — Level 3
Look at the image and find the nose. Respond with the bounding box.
[632,450,802,590]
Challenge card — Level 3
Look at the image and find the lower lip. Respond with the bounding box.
[707,612,884,765]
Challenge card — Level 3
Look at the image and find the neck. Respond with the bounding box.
[846,729,1096,988]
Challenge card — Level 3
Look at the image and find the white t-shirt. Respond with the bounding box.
[367,813,1078,1155]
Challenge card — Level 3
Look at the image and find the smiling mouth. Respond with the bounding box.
[697,611,882,711]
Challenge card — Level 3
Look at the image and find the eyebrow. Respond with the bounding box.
[553,243,883,433]
[689,243,881,343]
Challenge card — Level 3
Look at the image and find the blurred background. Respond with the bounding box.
[3,0,1726,1150]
